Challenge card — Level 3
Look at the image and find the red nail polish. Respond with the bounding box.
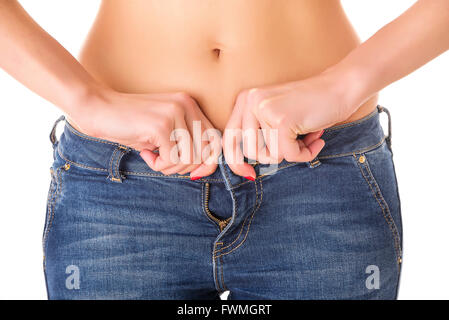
[318,130,325,138]
[191,176,202,181]
[245,176,255,181]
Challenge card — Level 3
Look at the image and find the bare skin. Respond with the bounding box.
[79,0,377,132]
[0,0,449,179]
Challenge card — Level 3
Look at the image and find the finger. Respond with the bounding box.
[189,162,218,179]
[140,149,158,168]
[157,115,197,175]
[189,126,222,178]
[258,120,283,164]
[173,116,195,165]
[152,135,180,171]
[279,127,325,162]
[223,92,256,179]
[242,110,265,162]
[302,129,325,146]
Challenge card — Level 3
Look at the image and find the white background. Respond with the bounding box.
[0,0,448,300]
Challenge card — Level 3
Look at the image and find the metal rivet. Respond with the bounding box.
[64,163,71,170]
[358,155,366,164]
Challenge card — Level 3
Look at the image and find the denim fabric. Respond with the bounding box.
[42,105,403,300]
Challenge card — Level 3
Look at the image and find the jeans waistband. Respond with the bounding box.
[50,105,391,187]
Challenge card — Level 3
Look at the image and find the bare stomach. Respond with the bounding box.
[78,0,378,132]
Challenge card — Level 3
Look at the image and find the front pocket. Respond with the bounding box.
[353,148,402,266]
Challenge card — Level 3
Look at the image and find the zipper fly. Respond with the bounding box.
[204,182,231,232]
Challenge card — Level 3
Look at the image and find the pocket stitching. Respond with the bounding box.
[354,153,402,265]
[42,165,65,267]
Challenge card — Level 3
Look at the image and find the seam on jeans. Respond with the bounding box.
[58,148,108,172]
[59,147,225,181]
[114,149,126,179]
[354,153,402,264]
[229,137,385,189]
[57,135,385,182]
[114,147,130,179]
[201,183,221,232]
[214,254,223,293]
[42,169,57,267]
[122,171,222,181]
[230,162,301,189]
[318,137,386,160]
[42,165,64,268]
[108,147,118,179]
[220,255,228,291]
[214,167,243,253]
[215,178,263,257]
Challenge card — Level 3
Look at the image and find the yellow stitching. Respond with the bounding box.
[108,147,118,179]
[113,149,121,178]
[363,160,402,260]
[215,177,260,254]
[356,156,402,263]
[113,148,128,180]
[220,256,228,291]
[213,255,222,293]
[43,168,58,261]
[254,162,302,181]
[59,148,204,180]
[214,169,243,253]
[58,148,107,172]
[43,165,64,266]
[216,178,264,258]
[318,137,386,160]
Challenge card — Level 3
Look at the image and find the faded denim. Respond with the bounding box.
[43,105,402,300]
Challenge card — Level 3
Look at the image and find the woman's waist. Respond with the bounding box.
[79,51,379,131]
[57,105,388,183]
[78,0,368,130]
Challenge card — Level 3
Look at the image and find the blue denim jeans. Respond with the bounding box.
[43,105,402,300]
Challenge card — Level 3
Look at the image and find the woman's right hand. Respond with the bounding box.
[68,89,222,179]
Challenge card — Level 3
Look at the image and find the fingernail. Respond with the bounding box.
[318,130,325,138]
[191,176,202,181]
[244,176,255,181]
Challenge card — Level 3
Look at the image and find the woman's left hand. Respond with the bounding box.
[223,70,356,179]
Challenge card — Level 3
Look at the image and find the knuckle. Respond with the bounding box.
[174,91,191,101]
[156,117,173,133]
[175,92,197,109]
[272,112,287,127]
[167,101,185,117]
[255,98,272,116]
[248,88,263,102]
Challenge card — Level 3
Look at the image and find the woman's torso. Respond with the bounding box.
[78,0,378,132]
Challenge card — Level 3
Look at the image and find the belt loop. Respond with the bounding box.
[378,105,392,150]
[107,145,131,183]
[49,115,66,160]
[308,156,321,168]
[49,115,66,148]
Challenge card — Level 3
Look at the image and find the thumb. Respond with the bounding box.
[140,149,157,169]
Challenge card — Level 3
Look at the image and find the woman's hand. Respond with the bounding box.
[69,89,222,179]
[223,70,355,179]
